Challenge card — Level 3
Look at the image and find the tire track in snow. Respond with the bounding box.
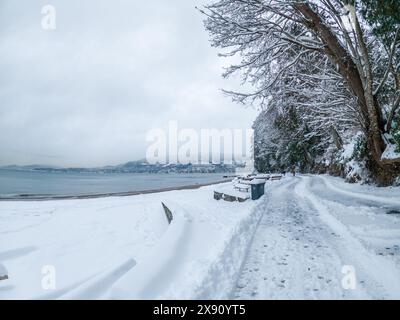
[58,258,137,299]
[296,176,400,299]
[232,177,360,299]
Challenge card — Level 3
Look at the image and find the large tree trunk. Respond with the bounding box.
[294,3,399,184]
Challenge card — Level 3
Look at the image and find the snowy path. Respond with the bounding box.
[233,176,400,300]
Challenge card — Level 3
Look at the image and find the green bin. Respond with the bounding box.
[251,180,265,200]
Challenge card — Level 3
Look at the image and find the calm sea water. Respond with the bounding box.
[0,169,227,197]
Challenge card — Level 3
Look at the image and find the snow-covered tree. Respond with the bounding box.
[200,0,400,184]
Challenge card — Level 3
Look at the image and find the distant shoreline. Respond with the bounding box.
[0,180,231,202]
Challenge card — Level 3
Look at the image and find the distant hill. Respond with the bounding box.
[0,161,244,174]
[0,164,61,171]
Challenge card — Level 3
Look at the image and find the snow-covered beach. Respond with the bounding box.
[0,181,259,299]
[1,175,400,300]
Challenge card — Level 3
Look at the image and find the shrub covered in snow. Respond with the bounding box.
[334,133,369,184]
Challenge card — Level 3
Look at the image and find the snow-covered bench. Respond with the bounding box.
[233,183,251,193]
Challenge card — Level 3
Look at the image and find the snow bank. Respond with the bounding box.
[110,192,260,299]
[192,206,262,299]
[319,175,400,206]
[110,202,192,299]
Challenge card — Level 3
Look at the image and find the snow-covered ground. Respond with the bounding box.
[1,175,400,299]
[234,175,400,299]
[0,183,260,299]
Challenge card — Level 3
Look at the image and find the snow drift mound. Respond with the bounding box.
[110,195,260,299]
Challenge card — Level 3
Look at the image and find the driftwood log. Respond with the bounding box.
[0,264,8,281]
[161,202,174,224]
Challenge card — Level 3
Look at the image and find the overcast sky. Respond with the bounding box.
[0,0,257,167]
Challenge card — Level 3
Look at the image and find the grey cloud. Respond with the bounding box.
[0,0,257,167]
